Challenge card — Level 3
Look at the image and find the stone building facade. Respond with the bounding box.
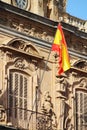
[0,0,87,130]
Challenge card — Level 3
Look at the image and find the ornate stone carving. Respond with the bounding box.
[77,78,87,88]
[14,58,26,69]
[24,44,40,56]
[41,91,57,129]
[28,28,36,37]
[58,76,68,93]
[9,40,40,56]
[80,78,87,88]
[41,32,47,40]
[0,105,7,125]
[73,60,87,72]
[9,40,25,50]
[56,0,66,11]
[0,12,55,43]
[42,91,53,114]
[11,21,19,30]
[14,57,38,71]
[17,23,24,32]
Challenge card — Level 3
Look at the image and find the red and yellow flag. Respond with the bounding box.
[52,23,70,75]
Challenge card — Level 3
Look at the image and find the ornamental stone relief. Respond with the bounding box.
[71,71,87,94]
[72,76,87,89]
[70,58,87,73]
[73,60,87,72]
[0,13,54,43]
[71,41,87,55]
[8,39,40,56]
[79,78,87,88]
[41,91,57,130]
[14,58,27,70]
[55,74,70,99]
[14,57,38,71]
[6,56,38,74]
[12,22,54,42]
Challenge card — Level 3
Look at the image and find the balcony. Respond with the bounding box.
[5,107,55,130]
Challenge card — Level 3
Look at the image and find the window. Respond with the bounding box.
[76,91,87,130]
[8,71,28,121]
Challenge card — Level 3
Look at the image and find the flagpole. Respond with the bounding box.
[32,48,52,116]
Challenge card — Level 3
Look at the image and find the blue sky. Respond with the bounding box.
[66,0,87,20]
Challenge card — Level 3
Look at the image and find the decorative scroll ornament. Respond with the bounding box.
[14,58,26,69]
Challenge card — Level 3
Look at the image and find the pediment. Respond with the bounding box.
[73,60,87,72]
[1,38,42,58]
[8,38,40,55]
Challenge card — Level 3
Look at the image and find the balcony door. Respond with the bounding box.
[8,70,32,129]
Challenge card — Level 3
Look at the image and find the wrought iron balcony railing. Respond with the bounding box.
[6,107,54,130]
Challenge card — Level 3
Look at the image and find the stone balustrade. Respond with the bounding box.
[61,13,87,32]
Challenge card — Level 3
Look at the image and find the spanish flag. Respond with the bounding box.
[52,23,70,75]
